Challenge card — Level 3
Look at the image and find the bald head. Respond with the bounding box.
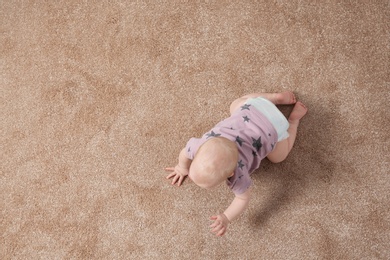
[189,137,238,189]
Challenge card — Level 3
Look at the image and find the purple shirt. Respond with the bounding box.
[185,103,277,194]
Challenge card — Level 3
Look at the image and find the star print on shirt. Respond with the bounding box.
[206,131,221,139]
[243,116,250,123]
[252,150,257,157]
[235,136,244,146]
[188,147,191,153]
[238,160,245,169]
[252,136,262,151]
[241,104,251,110]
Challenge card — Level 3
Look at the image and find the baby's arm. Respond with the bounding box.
[224,188,251,222]
[210,188,251,236]
[165,148,192,186]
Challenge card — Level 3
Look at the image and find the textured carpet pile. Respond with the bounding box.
[1,1,389,259]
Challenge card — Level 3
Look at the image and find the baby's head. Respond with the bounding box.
[189,137,238,189]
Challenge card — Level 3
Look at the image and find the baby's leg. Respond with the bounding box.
[267,102,307,163]
[230,91,296,115]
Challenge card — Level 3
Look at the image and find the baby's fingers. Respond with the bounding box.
[210,220,221,229]
[212,223,223,233]
[216,227,226,237]
[176,176,184,186]
[171,174,181,185]
[166,172,176,179]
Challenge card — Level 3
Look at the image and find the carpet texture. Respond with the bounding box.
[1,1,389,259]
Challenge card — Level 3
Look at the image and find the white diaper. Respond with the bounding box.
[245,97,289,141]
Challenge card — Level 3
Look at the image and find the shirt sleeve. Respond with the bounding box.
[185,137,206,160]
[226,169,252,195]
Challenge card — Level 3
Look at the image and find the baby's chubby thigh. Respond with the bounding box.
[266,139,289,163]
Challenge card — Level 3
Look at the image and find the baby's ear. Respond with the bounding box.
[229,172,234,177]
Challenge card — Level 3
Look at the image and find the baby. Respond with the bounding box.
[165,91,307,236]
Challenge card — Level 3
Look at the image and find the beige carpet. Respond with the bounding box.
[1,1,389,259]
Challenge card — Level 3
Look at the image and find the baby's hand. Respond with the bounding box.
[210,214,230,237]
[165,165,189,186]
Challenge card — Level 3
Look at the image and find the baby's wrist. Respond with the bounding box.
[222,213,231,224]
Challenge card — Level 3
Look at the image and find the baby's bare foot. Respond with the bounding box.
[275,91,296,105]
[288,102,307,124]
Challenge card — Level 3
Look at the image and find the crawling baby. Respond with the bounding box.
[166,91,307,236]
